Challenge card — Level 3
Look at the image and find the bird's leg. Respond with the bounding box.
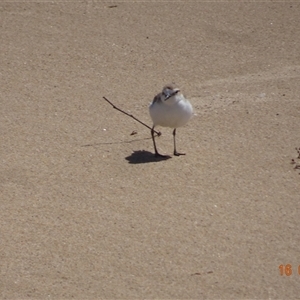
[152,126,167,157]
[151,126,160,156]
[173,128,185,156]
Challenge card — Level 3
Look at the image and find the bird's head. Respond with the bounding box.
[162,84,180,101]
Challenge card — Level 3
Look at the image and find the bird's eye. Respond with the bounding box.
[163,90,169,98]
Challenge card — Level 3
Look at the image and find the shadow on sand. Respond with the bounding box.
[125,150,171,164]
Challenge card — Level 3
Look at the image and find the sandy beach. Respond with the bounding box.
[1,1,300,299]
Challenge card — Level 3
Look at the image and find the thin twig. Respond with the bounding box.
[103,96,161,136]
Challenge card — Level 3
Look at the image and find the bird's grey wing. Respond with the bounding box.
[151,93,162,104]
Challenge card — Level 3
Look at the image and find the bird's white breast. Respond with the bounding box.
[149,94,193,128]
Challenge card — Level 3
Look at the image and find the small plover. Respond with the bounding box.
[149,84,193,157]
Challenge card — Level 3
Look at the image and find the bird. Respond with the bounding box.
[149,83,193,157]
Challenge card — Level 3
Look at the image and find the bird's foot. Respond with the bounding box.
[155,152,170,158]
[174,151,186,156]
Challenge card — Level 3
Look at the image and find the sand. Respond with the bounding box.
[1,1,300,299]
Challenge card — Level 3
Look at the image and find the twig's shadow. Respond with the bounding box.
[125,150,171,164]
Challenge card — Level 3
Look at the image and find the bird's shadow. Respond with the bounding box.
[125,150,171,164]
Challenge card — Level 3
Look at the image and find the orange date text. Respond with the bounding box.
[279,264,300,276]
